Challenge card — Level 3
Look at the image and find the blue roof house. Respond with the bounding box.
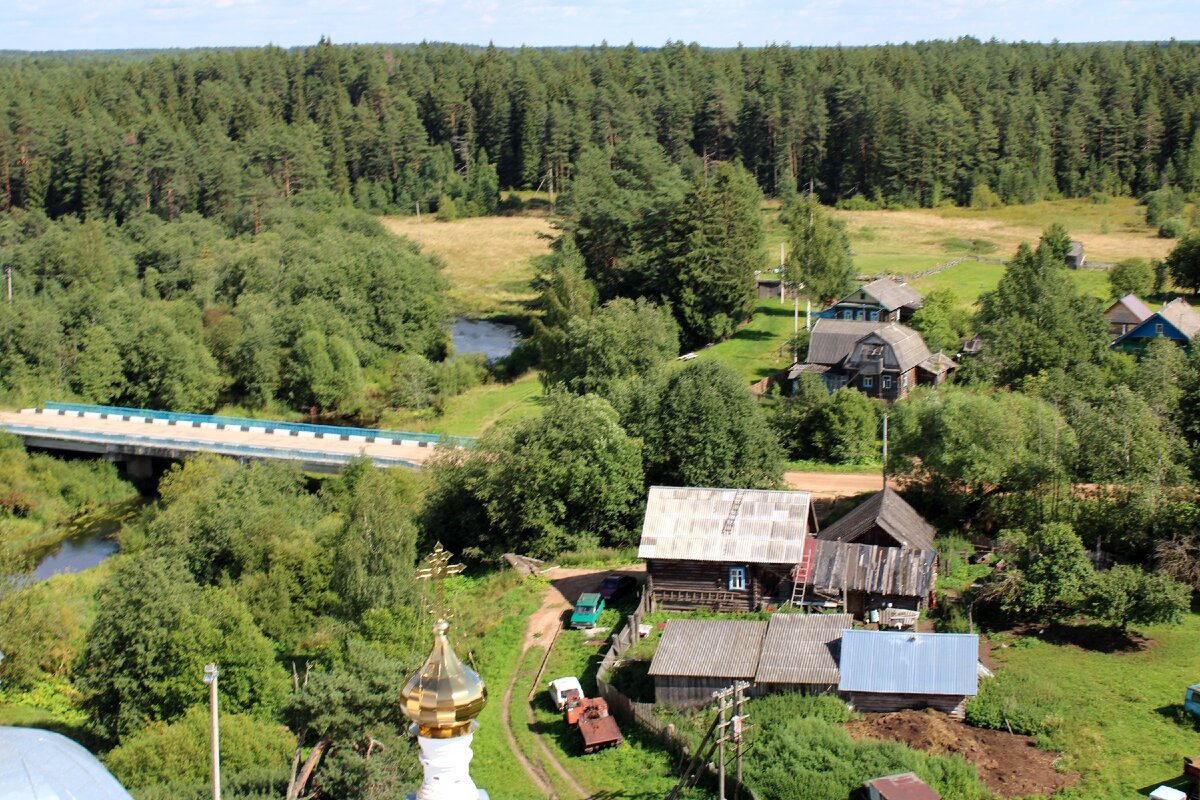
[838,630,979,719]
[1114,298,1200,355]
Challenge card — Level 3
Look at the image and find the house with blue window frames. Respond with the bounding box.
[823,277,924,323]
[1113,297,1200,354]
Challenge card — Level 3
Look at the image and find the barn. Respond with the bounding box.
[647,619,767,707]
[753,612,853,696]
[837,630,979,719]
[639,486,818,612]
[816,487,936,551]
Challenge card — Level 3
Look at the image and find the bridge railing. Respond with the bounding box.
[1,422,422,470]
[40,402,477,449]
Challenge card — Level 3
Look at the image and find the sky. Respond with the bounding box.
[0,0,1197,52]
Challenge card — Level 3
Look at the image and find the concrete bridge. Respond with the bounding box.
[0,403,475,476]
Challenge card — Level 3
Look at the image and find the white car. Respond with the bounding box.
[548,676,583,711]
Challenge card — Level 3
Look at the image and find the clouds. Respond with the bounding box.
[0,0,1196,51]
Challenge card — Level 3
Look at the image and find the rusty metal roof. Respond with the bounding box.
[838,630,979,697]
[648,619,768,679]
[817,488,937,551]
[809,541,937,597]
[863,772,942,800]
[755,613,852,685]
[637,486,814,564]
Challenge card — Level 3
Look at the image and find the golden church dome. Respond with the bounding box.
[400,619,487,738]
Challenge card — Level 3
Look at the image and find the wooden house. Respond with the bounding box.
[788,319,955,401]
[837,630,979,719]
[1114,298,1200,354]
[639,486,818,612]
[827,277,924,323]
[817,487,936,551]
[1104,294,1153,338]
[864,772,942,800]
[648,619,766,707]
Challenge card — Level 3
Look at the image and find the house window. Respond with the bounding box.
[855,310,865,320]
[862,376,874,389]
[1156,323,1164,335]
[901,374,909,388]
[728,566,747,591]
[882,375,893,390]
[869,310,879,321]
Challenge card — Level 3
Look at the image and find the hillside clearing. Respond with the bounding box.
[380,214,553,319]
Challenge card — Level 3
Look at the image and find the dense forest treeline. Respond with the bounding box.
[4,38,1200,222]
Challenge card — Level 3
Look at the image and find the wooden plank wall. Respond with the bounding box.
[845,692,969,720]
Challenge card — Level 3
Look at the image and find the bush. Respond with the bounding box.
[969,183,1002,210]
[435,193,458,221]
[1159,216,1189,239]
[835,195,881,211]
[1107,258,1154,298]
[965,671,1065,741]
[1090,192,1111,204]
[105,706,294,790]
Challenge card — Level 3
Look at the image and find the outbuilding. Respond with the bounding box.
[754,612,852,695]
[816,487,936,551]
[864,772,942,800]
[837,630,979,719]
[647,619,767,707]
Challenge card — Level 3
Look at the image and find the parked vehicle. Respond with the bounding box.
[597,574,637,601]
[565,697,608,726]
[577,702,623,754]
[1185,683,1200,721]
[570,592,605,628]
[548,676,583,711]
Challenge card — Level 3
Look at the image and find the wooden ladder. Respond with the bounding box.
[721,489,747,537]
[790,542,814,607]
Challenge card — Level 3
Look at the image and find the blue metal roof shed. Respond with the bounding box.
[838,630,979,697]
[0,727,134,800]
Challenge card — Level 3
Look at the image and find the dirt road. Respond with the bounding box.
[784,470,891,498]
[500,566,644,800]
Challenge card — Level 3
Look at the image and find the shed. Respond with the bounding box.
[640,486,818,611]
[754,613,852,694]
[648,619,767,706]
[864,772,941,800]
[1104,294,1153,338]
[805,541,937,616]
[838,630,979,718]
[1066,240,1085,269]
[817,488,936,551]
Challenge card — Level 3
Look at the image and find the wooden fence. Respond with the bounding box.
[595,591,760,800]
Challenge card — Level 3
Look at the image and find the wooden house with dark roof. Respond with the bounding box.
[638,486,819,612]
[804,541,938,617]
[1104,294,1153,338]
[817,487,936,551]
[827,277,924,323]
[1114,297,1200,354]
[788,318,955,401]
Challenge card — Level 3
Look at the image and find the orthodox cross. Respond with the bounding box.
[415,542,465,622]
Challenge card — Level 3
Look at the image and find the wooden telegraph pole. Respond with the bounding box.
[666,682,751,800]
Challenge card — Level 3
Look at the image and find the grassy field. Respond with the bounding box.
[379,214,553,319]
[693,298,802,383]
[380,370,545,438]
[983,609,1200,799]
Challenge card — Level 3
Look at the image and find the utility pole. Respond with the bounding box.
[414,200,421,238]
[204,663,221,800]
[881,413,889,490]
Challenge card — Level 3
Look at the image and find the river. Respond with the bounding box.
[30,497,144,581]
[451,317,520,362]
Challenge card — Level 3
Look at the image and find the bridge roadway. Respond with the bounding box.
[0,405,465,473]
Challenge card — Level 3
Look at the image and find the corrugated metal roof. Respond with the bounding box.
[1106,294,1153,324]
[755,613,852,685]
[809,541,937,597]
[0,727,134,800]
[838,630,979,696]
[648,619,767,678]
[637,486,814,564]
[817,488,937,552]
[805,319,886,366]
[1157,298,1200,339]
[857,277,924,312]
[863,772,941,800]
